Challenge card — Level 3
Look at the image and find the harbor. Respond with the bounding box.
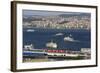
[23,44,91,62]
[22,10,91,62]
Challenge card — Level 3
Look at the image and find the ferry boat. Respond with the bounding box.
[64,36,74,42]
[46,40,57,48]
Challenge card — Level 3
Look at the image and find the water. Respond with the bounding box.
[23,28,91,51]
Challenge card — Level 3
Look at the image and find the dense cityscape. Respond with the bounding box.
[23,13,91,29]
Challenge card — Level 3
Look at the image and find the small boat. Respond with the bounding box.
[69,34,72,37]
[24,44,34,50]
[64,35,79,42]
[26,29,35,32]
[46,40,57,48]
[64,36,74,42]
[55,33,63,36]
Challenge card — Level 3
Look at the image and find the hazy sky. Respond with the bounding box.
[23,10,90,16]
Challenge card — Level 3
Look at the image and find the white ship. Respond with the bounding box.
[64,36,74,42]
[64,35,79,42]
[46,40,57,48]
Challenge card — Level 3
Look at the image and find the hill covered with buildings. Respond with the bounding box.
[23,13,91,29]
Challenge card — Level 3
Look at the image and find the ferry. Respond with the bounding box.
[64,36,74,42]
[46,40,57,48]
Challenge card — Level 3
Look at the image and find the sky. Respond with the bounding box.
[23,9,90,16]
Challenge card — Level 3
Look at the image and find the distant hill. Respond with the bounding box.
[23,15,43,22]
[59,13,91,17]
[23,13,91,21]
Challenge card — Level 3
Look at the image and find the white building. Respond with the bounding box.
[81,48,91,54]
[24,44,34,50]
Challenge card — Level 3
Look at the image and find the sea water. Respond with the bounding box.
[23,28,91,51]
